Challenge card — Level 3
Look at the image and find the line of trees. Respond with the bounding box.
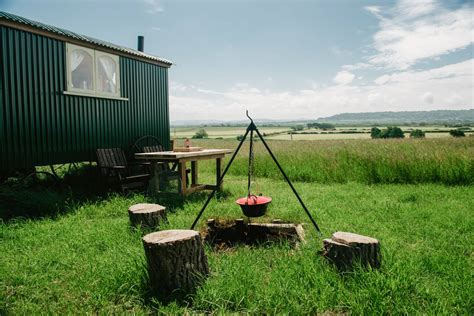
[371,126,405,139]
[371,126,467,139]
[449,129,466,137]
[307,122,336,130]
[192,128,208,139]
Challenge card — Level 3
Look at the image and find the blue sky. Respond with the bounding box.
[1,0,473,121]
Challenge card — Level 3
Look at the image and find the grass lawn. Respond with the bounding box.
[1,171,473,314]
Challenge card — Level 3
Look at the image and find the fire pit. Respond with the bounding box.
[202,218,305,248]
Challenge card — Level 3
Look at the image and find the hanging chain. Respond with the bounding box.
[247,130,254,198]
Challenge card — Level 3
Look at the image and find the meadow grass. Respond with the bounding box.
[171,126,291,139]
[171,125,473,140]
[1,171,473,314]
[189,137,474,185]
[265,131,473,140]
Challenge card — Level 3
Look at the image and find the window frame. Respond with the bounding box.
[66,43,96,95]
[66,43,124,100]
[95,51,121,97]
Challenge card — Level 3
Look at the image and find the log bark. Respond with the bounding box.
[322,231,381,269]
[204,219,305,246]
[128,203,166,229]
[142,230,209,298]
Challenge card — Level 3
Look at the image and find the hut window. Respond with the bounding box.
[96,53,120,96]
[66,44,121,98]
[67,45,95,92]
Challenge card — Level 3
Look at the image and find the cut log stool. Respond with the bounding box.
[128,203,166,229]
[142,230,209,298]
[322,232,381,269]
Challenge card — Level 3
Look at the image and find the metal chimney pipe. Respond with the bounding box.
[137,36,144,52]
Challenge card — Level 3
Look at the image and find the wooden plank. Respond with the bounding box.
[136,154,228,163]
[135,148,232,196]
[174,147,203,152]
[134,149,232,160]
[178,154,227,163]
[184,184,208,195]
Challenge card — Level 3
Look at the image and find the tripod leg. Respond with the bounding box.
[254,128,322,234]
[190,128,251,229]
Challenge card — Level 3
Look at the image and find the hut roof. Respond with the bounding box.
[0,11,173,67]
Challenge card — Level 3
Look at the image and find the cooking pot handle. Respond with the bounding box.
[246,194,258,204]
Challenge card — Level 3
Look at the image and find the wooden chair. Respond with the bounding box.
[96,148,150,192]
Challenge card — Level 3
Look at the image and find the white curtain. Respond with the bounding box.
[99,56,117,92]
[70,50,85,71]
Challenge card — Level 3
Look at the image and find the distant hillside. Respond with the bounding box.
[317,109,474,125]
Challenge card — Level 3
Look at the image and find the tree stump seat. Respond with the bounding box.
[142,230,209,298]
[322,231,381,269]
[128,203,166,229]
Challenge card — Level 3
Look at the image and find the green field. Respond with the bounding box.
[171,125,473,141]
[1,138,473,314]
[189,137,474,185]
[171,126,291,139]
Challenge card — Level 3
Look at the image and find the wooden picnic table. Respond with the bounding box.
[134,149,232,196]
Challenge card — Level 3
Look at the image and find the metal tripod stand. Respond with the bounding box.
[190,111,322,234]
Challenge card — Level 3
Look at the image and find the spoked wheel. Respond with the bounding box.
[22,168,62,189]
[129,135,165,158]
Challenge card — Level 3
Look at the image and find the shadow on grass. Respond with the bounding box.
[0,164,114,222]
[0,163,232,223]
[148,189,231,214]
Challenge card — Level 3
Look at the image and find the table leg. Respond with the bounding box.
[150,162,160,193]
[191,161,198,186]
[178,161,187,195]
[216,157,222,191]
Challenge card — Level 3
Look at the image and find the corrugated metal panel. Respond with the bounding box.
[0,11,173,66]
[0,25,170,171]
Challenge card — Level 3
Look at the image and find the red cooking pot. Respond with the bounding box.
[235,194,272,217]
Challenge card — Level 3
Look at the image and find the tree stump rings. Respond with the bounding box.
[128,203,166,229]
[322,231,381,269]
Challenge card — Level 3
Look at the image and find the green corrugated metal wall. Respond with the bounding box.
[0,25,170,171]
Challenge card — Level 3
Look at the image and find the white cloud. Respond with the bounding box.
[333,71,355,85]
[143,0,164,14]
[342,63,372,71]
[169,59,473,121]
[170,81,187,92]
[395,0,438,19]
[422,92,434,104]
[365,6,381,15]
[330,46,352,57]
[374,75,391,85]
[373,59,473,84]
[366,0,473,70]
[168,0,473,121]
[446,93,463,106]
